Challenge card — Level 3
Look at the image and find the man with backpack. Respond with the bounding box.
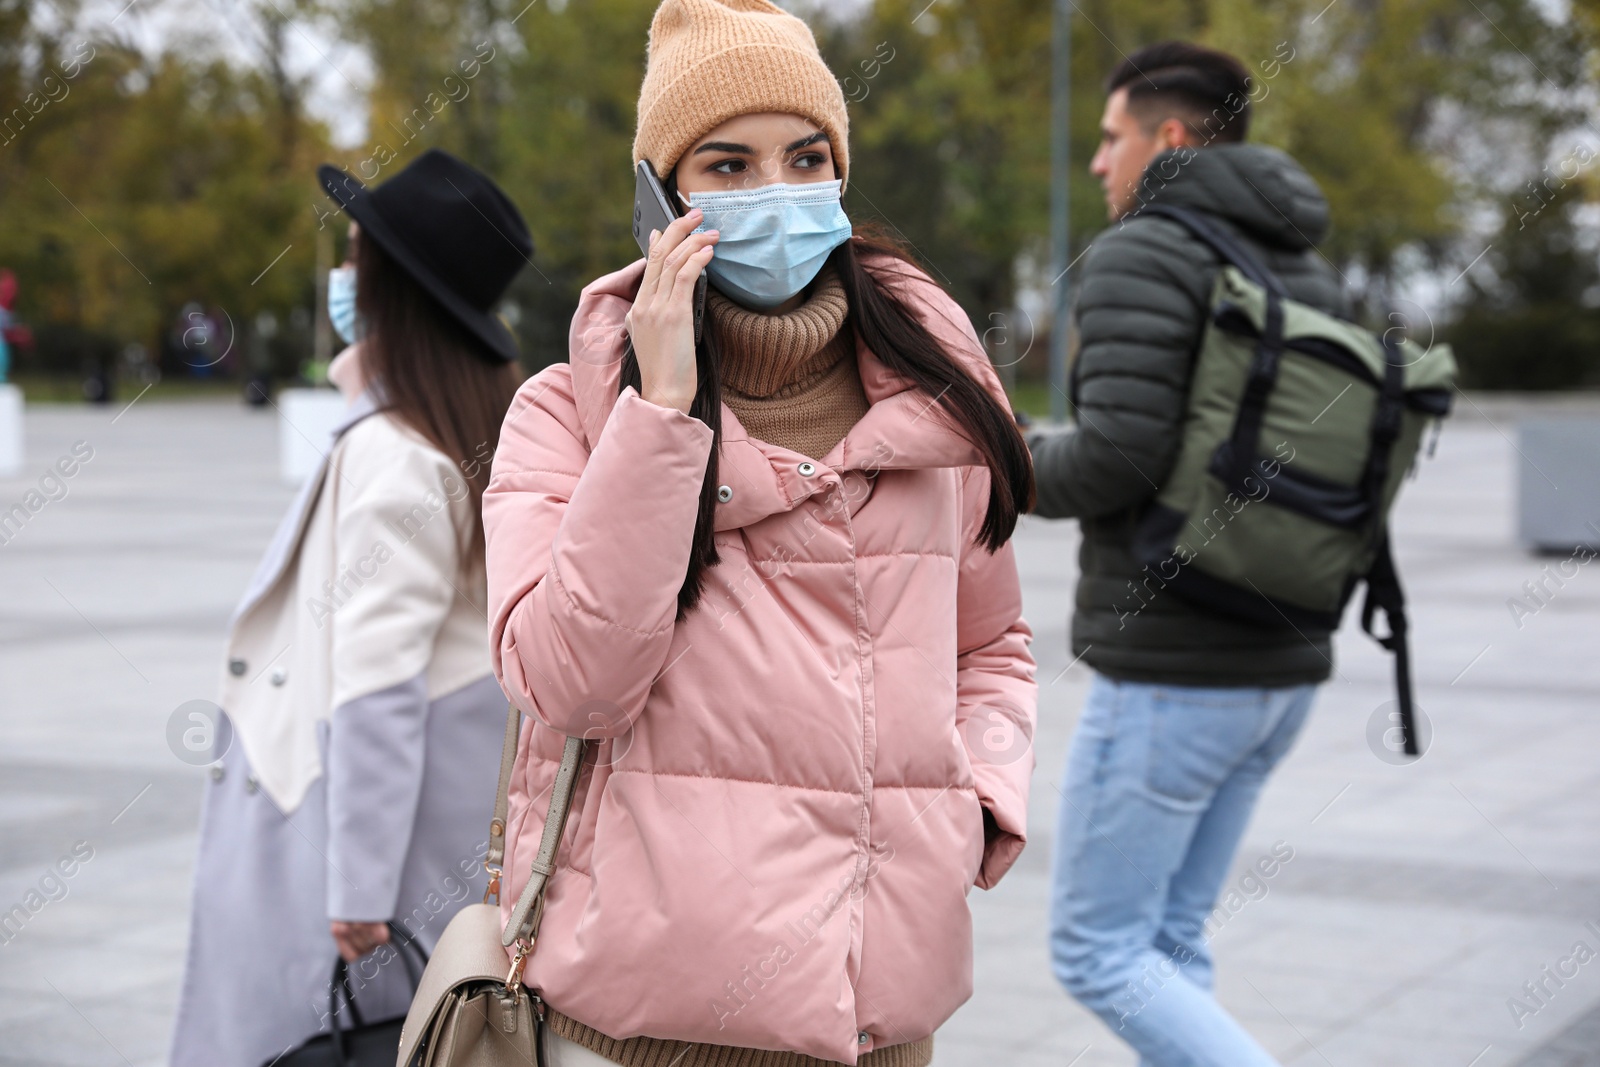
[1031,41,1349,1066]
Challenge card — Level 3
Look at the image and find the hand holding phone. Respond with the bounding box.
[633,161,678,257]
[625,190,718,414]
[633,161,709,347]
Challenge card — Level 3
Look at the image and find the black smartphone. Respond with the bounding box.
[633,160,706,344]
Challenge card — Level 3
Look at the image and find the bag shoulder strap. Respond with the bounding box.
[483,704,588,951]
[486,701,588,954]
[1361,534,1420,757]
[502,734,585,948]
[483,704,521,895]
[1136,203,1289,299]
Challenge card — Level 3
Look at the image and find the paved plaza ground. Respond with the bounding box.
[1,392,1597,1067]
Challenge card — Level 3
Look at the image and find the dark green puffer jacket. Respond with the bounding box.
[1030,143,1349,687]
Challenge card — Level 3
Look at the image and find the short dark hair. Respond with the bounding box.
[1106,41,1253,145]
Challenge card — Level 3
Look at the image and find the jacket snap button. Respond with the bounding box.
[717,485,733,503]
[797,462,816,477]
[270,667,288,686]
[210,765,224,783]
[245,775,259,794]
[228,658,247,676]
[858,1032,869,1045]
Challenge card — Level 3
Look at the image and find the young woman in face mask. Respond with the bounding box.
[483,3,1038,1065]
[169,149,532,1067]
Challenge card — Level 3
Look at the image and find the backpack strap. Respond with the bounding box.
[1361,534,1420,756]
[1137,203,1289,492]
[1136,203,1289,298]
[1069,204,1285,422]
[1358,331,1409,529]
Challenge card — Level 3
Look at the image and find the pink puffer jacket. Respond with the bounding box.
[484,255,1036,1066]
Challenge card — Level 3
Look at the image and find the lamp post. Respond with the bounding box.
[1049,0,1072,424]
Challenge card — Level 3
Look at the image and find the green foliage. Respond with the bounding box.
[494,0,661,368]
[1448,305,1600,390]
[1044,0,1590,296]
[1447,183,1600,389]
[0,1,331,378]
[817,0,1051,319]
[334,0,656,369]
[1,0,1595,391]
[341,0,506,171]
[808,0,1596,386]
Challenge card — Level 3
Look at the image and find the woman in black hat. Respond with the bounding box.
[169,149,533,1067]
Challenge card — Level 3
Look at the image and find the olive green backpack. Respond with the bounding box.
[1126,205,1456,756]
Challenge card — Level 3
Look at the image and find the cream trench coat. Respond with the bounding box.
[168,347,507,1067]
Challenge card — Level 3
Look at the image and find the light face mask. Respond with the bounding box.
[327,265,360,345]
[686,180,852,310]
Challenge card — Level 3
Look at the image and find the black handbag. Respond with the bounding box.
[265,922,429,1067]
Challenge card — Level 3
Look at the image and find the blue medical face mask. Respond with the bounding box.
[327,265,360,345]
[685,180,852,310]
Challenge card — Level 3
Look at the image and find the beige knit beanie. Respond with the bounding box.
[632,0,850,186]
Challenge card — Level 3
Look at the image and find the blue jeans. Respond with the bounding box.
[1049,674,1316,1067]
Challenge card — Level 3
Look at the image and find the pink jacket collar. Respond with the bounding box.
[566,257,995,531]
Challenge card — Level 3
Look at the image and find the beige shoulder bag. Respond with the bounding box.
[395,706,585,1067]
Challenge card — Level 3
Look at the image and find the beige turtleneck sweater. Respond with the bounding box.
[709,266,870,460]
[546,1012,934,1067]
[544,272,932,1067]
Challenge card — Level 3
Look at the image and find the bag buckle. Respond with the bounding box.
[483,863,502,905]
[506,936,534,993]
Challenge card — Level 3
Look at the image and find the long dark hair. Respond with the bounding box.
[620,222,1034,618]
[356,233,521,561]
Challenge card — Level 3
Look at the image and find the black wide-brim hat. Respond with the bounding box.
[318,149,533,363]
